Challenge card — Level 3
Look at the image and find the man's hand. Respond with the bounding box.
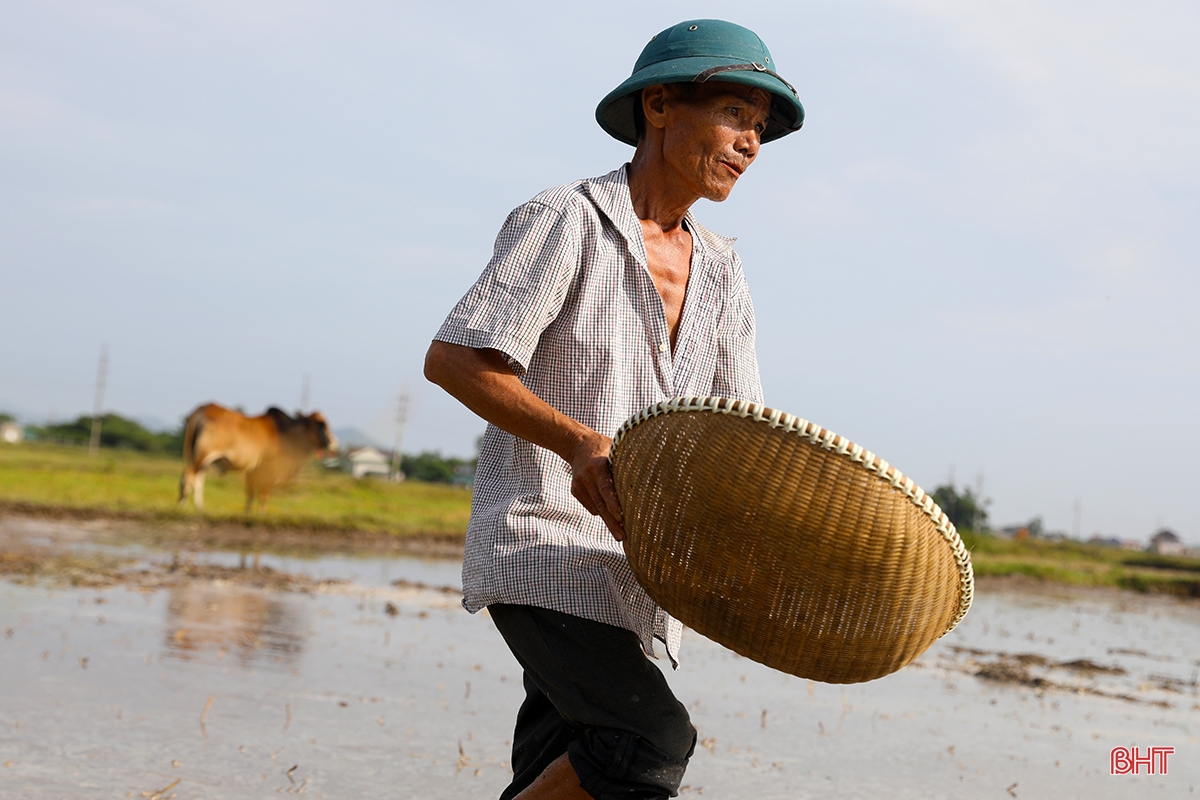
[568,431,625,541]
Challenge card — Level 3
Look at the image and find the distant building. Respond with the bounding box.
[0,421,23,444]
[339,446,393,480]
[996,517,1044,541]
[451,463,476,488]
[1148,529,1185,556]
[1088,535,1123,548]
[994,525,1022,540]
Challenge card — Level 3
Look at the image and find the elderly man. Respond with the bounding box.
[424,19,804,800]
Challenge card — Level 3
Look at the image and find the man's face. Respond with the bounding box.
[654,82,771,202]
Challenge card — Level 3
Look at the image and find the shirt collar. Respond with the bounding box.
[582,164,738,264]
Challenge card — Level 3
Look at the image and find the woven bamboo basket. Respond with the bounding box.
[609,397,973,684]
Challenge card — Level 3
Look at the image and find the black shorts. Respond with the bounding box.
[488,604,696,800]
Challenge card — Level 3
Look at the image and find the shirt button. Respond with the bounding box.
[659,342,668,353]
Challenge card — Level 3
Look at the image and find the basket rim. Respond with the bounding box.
[610,396,975,634]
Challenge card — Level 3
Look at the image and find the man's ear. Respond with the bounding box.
[642,84,670,131]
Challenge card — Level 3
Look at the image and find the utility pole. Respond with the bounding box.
[88,344,109,457]
[300,373,311,414]
[389,389,410,482]
[971,470,985,533]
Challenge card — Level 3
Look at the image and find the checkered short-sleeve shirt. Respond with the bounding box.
[434,165,763,665]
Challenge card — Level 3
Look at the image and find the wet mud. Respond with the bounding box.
[0,501,464,558]
[2,513,1198,799]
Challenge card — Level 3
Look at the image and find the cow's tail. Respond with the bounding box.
[182,407,204,467]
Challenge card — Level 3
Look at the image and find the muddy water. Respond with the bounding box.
[1,526,1198,798]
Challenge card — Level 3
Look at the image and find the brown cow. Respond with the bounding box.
[178,403,338,513]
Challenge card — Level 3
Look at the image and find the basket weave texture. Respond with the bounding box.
[609,397,973,684]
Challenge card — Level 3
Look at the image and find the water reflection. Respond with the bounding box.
[162,583,306,667]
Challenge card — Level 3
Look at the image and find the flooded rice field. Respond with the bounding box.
[1,516,1197,799]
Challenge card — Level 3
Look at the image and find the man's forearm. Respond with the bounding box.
[423,340,624,537]
[422,341,590,463]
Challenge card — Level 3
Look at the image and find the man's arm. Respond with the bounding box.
[423,340,625,540]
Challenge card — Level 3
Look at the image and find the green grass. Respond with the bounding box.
[0,442,471,538]
[960,530,1200,597]
[3,443,1198,597]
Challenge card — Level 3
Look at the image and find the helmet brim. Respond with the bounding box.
[596,55,805,147]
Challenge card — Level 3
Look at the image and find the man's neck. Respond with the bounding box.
[626,153,697,234]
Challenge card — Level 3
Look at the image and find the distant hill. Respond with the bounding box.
[333,427,387,449]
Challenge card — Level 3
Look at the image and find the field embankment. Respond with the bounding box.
[962,530,1200,598]
[0,442,471,542]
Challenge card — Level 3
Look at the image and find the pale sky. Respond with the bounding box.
[2,1,1197,543]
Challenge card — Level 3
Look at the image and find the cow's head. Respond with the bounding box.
[301,411,338,454]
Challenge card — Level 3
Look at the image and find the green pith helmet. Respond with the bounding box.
[596,19,805,146]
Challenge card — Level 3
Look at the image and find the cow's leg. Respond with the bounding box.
[178,467,194,506]
[193,471,207,512]
[180,464,205,511]
[256,488,271,513]
[245,467,269,514]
